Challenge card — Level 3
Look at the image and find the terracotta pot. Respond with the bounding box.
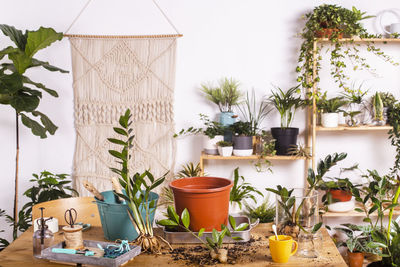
[169,177,233,231]
[329,189,352,202]
[315,28,343,38]
[348,251,364,267]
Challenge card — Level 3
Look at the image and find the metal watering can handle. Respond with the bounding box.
[379,9,400,35]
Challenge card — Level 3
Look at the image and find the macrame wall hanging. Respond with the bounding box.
[66,0,182,195]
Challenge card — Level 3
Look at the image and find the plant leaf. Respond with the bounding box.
[198,228,205,237]
[156,219,178,227]
[25,27,63,58]
[181,208,190,229]
[0,24,27,50]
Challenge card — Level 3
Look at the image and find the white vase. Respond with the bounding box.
[229,202,242,215]
[321,113,339,128]
[218,146,233,157]
[204,135,224,155]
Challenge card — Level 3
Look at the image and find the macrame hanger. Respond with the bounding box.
[64,0,182,38]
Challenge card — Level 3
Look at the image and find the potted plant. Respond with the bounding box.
[96,109,167,253]
[229,167,263,214]
[0,24,69,236]
[318,177,358,212]
[341,84,369,125]
[374,92,397,125]
[372,92,384,125]
[335,224,376,267]
[216,141,233,157]
[174,114,225,155]
[317,95,348,127]
[229,121,253,156]
[268,84,305,155]
[236,89,272,153]
[243,198,275,223]
[296,4,391,92]
[201,77,242,127]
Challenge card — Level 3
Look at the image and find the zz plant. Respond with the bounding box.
[157,206,248,263]
[230,167,263,210]
[108,109,168,253]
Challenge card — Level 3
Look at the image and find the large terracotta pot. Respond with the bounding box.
[329,189,352,202]
[348,251,364,267]
[169,177,233,231]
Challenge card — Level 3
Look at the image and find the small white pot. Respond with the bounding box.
[321,113,339,128]
[229,202,242,215]
[204,135,224,155]
[218,146,233,157]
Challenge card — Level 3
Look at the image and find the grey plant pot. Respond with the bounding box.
[232,136,253,150]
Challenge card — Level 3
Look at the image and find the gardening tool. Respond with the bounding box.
[111,177,125,203]
[33,207,54,258]
[64,208,77,228]
[51,248,95,256]
[82,181,104,201]
[63,208,84,250]
[272,224,279,241]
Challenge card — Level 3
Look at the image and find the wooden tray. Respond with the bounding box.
[41,240,141,267]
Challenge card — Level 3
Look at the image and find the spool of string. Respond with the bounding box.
[63,225,84,250]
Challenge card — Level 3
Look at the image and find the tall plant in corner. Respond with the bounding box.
[0,24,68,234]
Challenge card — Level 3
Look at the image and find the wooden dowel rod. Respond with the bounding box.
[64,33,183,39]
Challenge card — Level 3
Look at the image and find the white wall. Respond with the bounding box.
[1,0,399,241]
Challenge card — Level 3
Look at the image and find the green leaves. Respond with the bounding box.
[0,24,27,50]
[181,208,190,229]
[25,27,63,58]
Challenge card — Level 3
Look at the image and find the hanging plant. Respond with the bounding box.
[296,4,397,95]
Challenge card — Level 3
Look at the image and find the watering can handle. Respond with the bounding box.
[379,9,400,35]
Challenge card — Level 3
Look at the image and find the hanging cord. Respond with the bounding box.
[64,0,93,35]
[64,0,181,37]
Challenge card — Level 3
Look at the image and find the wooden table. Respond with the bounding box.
[0,224,346,266]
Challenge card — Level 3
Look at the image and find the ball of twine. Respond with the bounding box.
[63,225,84,250]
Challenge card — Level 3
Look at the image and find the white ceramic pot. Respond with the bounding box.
[327,198,355,212]
[204,135,224,155]
[233,149,253,156]
[229,202,242,215]
[218,146,233,157]
[321,113,339,128]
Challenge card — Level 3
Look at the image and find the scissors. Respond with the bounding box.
[64,208,77,228]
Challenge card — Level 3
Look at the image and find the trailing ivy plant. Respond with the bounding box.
[297,4,397,94]
[0,24,68,233]
[387,103,400,177]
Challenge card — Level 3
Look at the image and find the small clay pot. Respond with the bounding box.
[348,251,364,267]
[315,28,343,38]
[170,177,233,232]
[329,189,352,202]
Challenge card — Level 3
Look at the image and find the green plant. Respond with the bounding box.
[157,206,248,263]
[342,110,362,126]
[378,91,397,108]
[268,84,305,128]
[335,224,377,254]
[317,94,348,113]
[243,198,275,223]
[174,114,225,139]
[266,152,347,235]
[236,89,272,135]
[317,177,358,206]
[297,4,396,93]
[387,103,400,176]
[216,141,232,147]
[0,24,68,235]
[229,121,252,136]
[287,143,312,158]
[254,131,276,172]
[230,168,263,209]
[373,92,384,121]
[201,77,243,112]
[108,109,168,253]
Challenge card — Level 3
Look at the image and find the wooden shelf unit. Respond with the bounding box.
[316,125,392,132]
[322,205,400,218]
[199,152,307,175]
[309,38,400,169]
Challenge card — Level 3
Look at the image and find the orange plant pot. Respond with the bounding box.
[348,251,364,267]
[315,28,343,38]
[169,177,233,232]
[329,189,352,202]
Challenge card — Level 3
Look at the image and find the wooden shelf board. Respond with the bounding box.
[201,152,307,160]
[316,38,400,43]
[322,206,400,218]
[316,125,392,132]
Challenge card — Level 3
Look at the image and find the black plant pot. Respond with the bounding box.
[232,135,253,150]
[271,127,299,155]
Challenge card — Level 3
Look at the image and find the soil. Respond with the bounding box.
[167,237,263,266]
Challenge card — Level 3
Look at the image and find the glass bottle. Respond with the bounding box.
[33,208,54,258]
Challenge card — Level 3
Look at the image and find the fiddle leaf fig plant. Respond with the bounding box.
[0,24,68,236]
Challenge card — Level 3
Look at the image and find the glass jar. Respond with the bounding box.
[33,226,54,258]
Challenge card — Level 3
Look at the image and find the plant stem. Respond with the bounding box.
[13,112,19,239]
[387,185,400,243]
